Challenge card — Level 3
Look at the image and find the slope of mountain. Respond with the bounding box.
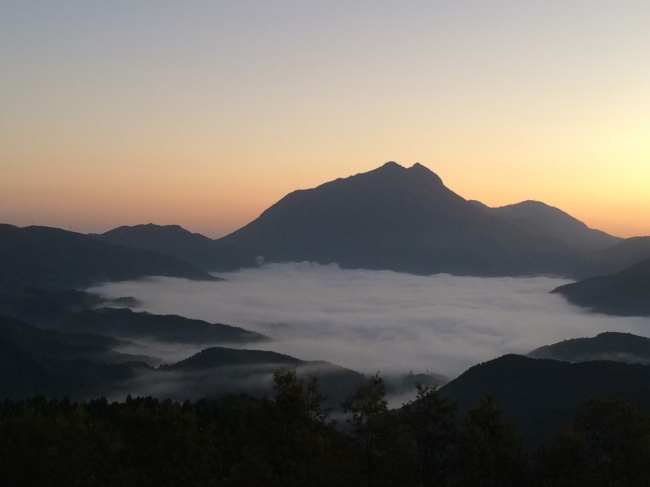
[600,236,650,271]
[0,224,215,290]
[60,308,268,345]
[551,258,650,316]
[0,315,154,399]
[440,354,650,445]
[470,200,621,251]
[95,224,257,272]
[161,346,367,406]
[218,162,596,278]
[0,286,110,326]
[0,315,358,403]
[0,314,154,364]
[164,346,302,370]
[528,332,650,364]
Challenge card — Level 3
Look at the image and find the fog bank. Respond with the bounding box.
[90,263,650,378]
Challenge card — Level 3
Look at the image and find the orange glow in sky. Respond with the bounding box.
[1,1,649,238]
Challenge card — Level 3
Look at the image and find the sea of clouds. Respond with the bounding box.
[90,263,650,379]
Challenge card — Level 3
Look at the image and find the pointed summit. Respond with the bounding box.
[409,162,443,185]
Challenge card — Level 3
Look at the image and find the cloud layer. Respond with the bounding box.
[90,263,650,379]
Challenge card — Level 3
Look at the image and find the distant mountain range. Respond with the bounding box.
[529,332,650,364]
[469,199,622,251]
[552,258,650,317]
[86,164,650,283]
[600,236,650,272]
[7,162,648,285]
[94,224,257,272]
[0,224,214,290]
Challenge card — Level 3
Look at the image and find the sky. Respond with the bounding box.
[91,263,650,379]
[2,1,649,238]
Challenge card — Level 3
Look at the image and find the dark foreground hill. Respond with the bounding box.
[0,315,154,399]
[218,162,596,278]
[0,224,215,290]
[0,315,154,365]
[439,354,650,445]
[529,332,650,364]
[0,286,266,346]
[0,320,364,407]
[470,199,621,251]
[552,258,650,316]
[95,223,257,272]
[162,346,368,406]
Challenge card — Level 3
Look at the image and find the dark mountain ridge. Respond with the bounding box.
[600,236,650,271]
[217,162,597,278]
[0,315,154,399]
[95,223,257,272]
[470,199,622,251]
[61,307,267,345]
[440,354,650,445]
[552,258,650,316]
[84,164,647,279]
[0,224,215,290]
[529,332,650,364]
[160,346,369,406]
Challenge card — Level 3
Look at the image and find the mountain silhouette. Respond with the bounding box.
[599,236,650,272]
[61,307,267,345]
[95,223,257,272]
[218,162,597,277]
[470,199,621,251]
[161,346,367,407]
[552,258,650,316]
[440,354,650,445]
[528,332,650,364]
[0,315,153,399]
[0,224,214,290]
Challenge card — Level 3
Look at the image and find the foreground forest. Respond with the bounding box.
[2,370,649,487]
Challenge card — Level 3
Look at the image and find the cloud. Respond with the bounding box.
[90,263,650,379]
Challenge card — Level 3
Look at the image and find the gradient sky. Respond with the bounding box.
[1,1,649,238]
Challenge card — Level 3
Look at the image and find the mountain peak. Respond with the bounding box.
[374,161,443,185]
[409,162,443,185]
[375,161,406,173]
[381,161,403,169]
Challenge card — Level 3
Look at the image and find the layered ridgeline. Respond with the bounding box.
[94,224,257,272]
[60,308,267,345]
[600,236,650,273]
[0,287,441,405]
[218,162,598,278]
[0,313,440,407]
[552,258,650,316]
[469,200,621,251]
[0,224,214,290]
[529,332,650,364]
[0,314,154,399]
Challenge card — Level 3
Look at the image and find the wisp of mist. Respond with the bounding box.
[90,263,650,379]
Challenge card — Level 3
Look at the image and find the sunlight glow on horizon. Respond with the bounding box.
[1,1,649,238]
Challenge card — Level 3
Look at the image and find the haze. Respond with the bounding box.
[91,263,650,378]
[2,1,650,238]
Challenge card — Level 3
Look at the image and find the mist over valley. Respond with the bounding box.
[90,263,650,380]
